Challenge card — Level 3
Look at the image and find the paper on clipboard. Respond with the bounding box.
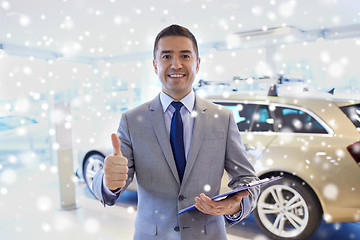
[177,176,283,215]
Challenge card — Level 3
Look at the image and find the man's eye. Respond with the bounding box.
[162,55,171,59]
[183,55,190,58]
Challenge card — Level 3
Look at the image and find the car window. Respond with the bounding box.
[0,116,37,132]
[340,104,360,131]
[250,105,275,132]
[274,107,327,134]
[215,103,257,132]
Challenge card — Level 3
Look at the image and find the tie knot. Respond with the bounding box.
[171,101,183,112]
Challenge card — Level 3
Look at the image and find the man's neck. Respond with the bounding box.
[162,90,192,101]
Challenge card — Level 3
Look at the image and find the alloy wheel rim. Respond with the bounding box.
[257,184,309,238]
[85,156,104,189]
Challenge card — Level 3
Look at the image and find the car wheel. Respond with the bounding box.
[83,153,105,192]
[254,176,323,240]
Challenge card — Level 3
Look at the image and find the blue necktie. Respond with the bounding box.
[170,102,186,183]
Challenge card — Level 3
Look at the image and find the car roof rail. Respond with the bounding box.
[198,79,231,87]
[232,75,272,81]
[195,75,309,95]
[278,75,305,84]
[196,79,238,92]
[268,84,278,96]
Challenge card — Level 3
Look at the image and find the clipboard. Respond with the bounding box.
[177,176,283,215]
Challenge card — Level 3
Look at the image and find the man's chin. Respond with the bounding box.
[163,87,192,99]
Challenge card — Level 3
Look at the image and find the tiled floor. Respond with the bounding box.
[1,163,359,240]
[0,165,253,240]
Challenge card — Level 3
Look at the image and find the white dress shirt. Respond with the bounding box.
[159,90,195,161]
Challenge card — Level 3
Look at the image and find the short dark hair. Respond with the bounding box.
[153,24,199,60]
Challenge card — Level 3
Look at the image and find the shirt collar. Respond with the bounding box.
[160,90,195,113]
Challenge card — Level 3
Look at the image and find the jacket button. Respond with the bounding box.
[174,226,180,232]
[178,195,185,201]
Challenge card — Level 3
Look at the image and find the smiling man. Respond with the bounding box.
[93,24,259,240]
[153,34,200,100]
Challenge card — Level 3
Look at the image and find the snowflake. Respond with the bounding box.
[321,51,331,63]
[323,183,339,201]
[1,1,10,10]
[0,169,17,184]
[127,206,135,213]
[278,0,296,18]
[0,187,8,195]
[203,184,211,192]
[251,6,263,16]
[52,142,60,150]
[39,163,47,171]
[19,15,31,26]
[267,11,277,21]
[53,215,72,231]
[41,222,52,232]
[254,235,269,240]
[83,218,100,234]
[335,149,345,158]
[328,62,344,78]
[333,222,341,231]
[191,111,198,118]
[37,195,53,211]
[50,166,58,174]
[266,159,274,166]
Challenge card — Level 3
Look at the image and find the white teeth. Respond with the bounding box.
[169,74,184,78]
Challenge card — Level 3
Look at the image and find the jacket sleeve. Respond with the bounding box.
[92,169,121,206]
[223,108,260,225]
[92,112,136,206]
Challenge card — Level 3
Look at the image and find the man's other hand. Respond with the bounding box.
[194,191,249,215]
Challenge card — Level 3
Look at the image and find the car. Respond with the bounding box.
[0,114,50,164]
[78,87,360,240]
[208,89,360,240]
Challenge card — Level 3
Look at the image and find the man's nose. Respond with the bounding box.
[171,57,183,69]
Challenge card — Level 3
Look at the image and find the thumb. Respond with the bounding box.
[111,133,122,156]
[234,190,249,200]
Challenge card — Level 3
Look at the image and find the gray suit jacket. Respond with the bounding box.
[93,94,259,240]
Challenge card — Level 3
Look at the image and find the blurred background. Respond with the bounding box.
[0,0,360,240]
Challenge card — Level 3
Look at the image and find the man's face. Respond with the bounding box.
[153,36,200,100]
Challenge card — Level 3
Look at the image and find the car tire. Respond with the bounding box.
[83,153,105,193]
[254,176,323,240]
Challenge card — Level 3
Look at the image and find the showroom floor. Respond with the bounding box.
[1,162,359,240]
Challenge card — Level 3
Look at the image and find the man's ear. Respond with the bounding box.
[153,59,158,75]
[196,57,201,74]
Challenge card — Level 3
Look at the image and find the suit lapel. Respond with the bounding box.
[149,94,181,185]
[181,95,207,186]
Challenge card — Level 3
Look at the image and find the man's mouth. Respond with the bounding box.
[168,74,185,78]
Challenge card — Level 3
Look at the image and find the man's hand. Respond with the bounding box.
[103,133,128,190]
[194,190,249,215]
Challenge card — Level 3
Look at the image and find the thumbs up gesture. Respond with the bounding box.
[104,133,129,190]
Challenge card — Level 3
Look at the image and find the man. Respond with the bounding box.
[93,24,260,240]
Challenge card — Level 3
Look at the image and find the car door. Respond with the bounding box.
[216,102,278,167]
